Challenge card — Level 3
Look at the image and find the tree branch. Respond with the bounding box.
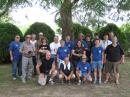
[0,0,10,17]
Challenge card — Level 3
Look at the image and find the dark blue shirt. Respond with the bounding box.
[91,46,103,61]
[9,41,22,61]
[77,61,91,74]
[65,41,74,52]
[57,46,70,60]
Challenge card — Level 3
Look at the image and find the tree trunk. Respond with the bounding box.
[60,0,73,40]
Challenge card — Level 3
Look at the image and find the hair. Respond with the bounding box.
[41,36,48,44]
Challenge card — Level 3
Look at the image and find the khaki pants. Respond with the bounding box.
[22,56,34,80]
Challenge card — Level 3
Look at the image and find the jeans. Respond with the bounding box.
[12,59,22,78]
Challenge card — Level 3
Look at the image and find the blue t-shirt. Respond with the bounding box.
[57,46,70,60]
[77,61,91,74]
[91,46,103,61]
[65,41,74,52]
[9,41,22,61]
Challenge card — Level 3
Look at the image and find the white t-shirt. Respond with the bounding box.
[101,40,112,50]
[30,40,37,56]
[50,42,60,55]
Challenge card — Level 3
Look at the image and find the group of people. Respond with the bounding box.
[9,32,125,86]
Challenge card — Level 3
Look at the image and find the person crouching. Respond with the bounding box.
[76,55,92,85]
[36,51,57,86]
[59,56,75,84]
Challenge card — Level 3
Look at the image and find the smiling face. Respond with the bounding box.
[46,51,51,60]
[77,41,82,47]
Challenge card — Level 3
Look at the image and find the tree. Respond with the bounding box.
[1,0,130,39]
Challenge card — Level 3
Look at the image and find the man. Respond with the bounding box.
[59,56,75,84]
[101,34,112,50]
[91,38,103,84]
[50,36,60,59]
[20,35,35,83]
[36,51,57,86]
[104,36,124,85]
[30,34,37,75]
[9,35,22,80]
[57,39,70,69]
[101,34,112,73]
[76,55,92,85]
[65,35,74,52]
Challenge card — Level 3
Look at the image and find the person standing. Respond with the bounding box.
[50,36,60,60]
[20,35,35,83]
[91,39,103,84]
[104,36,124,85]
[9,35,22,80]
[30,34,37,76]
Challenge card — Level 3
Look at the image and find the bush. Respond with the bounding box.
[25,22,55,43]
[98,23,127,49]
[72,23,93,39]
[0,23,23,63]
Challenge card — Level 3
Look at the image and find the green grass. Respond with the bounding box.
[0,58,130,97]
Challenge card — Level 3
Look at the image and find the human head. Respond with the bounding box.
[65,35,71,42]
[79,33,84,40]
[112,36,118,44]
[31,34,36,40]
[41,37,48,44]
[60,39,65,47]
[109,32,114,40]
[15,35,20,42]
[82,55,87,64]
[45,51,51,60]
[103,34,109,40]
[39,32,44,39]
[94,38,100,46]
[25,35,31,42]
[94,33,99,39]
[64,56,69,65]
[85,34,91,41]
[77,40,82,47]
[54,36,59,43]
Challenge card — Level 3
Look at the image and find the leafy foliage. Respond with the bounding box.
[25,22,55,43]
[72,23,92,39]
[0,23,23,63]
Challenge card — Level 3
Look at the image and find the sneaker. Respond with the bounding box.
[68,80,71,85]
[61,80,64,84]
[93,80,97,84]
[99,80,102,85]
[49,80,55,85]
[77,80,81,85]
[22,78,26,84]
[13,77,16,81]
[116,80,120,85]
[104,80,108,84]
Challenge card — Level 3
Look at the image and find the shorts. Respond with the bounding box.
[57,59,64,69]
[80,71,92,81]
[105,61,120,73]
[92,61,102,70]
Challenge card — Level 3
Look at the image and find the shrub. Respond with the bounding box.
[72,23,93,39]
[25,22,55,43]
[0,23,23,63]
[98,23,127,48]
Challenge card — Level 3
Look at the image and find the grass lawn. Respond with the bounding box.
[0,58,130,97]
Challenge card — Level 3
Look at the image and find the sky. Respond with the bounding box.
[9,3,127,33]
